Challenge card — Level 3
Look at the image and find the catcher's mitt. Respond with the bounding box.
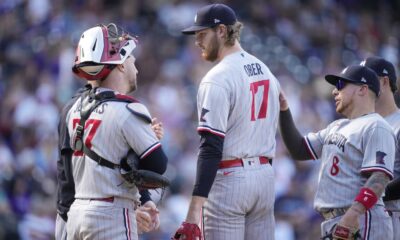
[172,222,201,240]
[120,150,170,189]
[321,223,361,240]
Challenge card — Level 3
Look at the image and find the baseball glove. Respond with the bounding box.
[120,150,170,189]
[321,223,361,240]
[172,222,201,240]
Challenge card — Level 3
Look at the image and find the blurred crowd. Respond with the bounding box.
[0,0,399,239]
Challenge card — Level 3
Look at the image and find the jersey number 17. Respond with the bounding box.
[250,79,270,121]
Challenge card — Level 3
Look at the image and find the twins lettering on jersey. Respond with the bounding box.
[324,133,347,152]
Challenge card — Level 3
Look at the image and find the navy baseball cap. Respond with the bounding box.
[360,56,397,92]
[182,3,237,35]
[325,65,380,96]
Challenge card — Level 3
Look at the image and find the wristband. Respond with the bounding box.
[354,187,378,210]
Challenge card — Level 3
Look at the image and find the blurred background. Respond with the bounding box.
[1,0,400,239]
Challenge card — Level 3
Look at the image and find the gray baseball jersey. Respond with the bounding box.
[383,110,400,240]
[66,89,160,201]
[305,113,395,239]
[197,51,280,160]
[305,113,395,210]
[198,50,280,240]
[65,88,160,240]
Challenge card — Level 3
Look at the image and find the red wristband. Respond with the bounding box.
[354,187,378,210]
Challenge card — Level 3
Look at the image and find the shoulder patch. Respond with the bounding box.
[126,103,152,123]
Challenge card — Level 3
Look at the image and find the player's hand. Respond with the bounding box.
[279,90,289,111]
[136,208,153,234]
[142,200,160,230]
[339,208,360,231]
[172,222,201,240]
[151,118,164,140]
[332,208,360,239]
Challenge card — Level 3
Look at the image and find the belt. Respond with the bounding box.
[89,197,114,203]
[320,208,349,220]
[219,157,271,169]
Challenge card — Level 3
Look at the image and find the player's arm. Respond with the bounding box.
[56,96,81,221]
[185,132,224,223]
[279,91,313,160]
[383,177,400,201]
[339,172,390,228]
[383,133,400,201]
[124,103,168,175]
[337,126,395,234]
[331,171,390,238]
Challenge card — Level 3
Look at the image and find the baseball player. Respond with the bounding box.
[64,23,168,240]
[174,4,281,240]
[279,65,395,239]
[55,81,162,239]
[361,56,400,240]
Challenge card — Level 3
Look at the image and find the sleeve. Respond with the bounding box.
[192,132,224,197]
[304,126,330,160]
[122,104,161,159]
[360,125,395,179]
[121,104,167,174]
[279,109,314,160]
[197,82,230,137]
[56,97,79,218]
[139,189,152,204]
[393,130,400,178]
[383,177,400,201]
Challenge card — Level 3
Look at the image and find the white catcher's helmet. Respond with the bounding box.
[72,23,137,81]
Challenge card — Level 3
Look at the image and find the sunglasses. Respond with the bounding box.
[335,79,347,90]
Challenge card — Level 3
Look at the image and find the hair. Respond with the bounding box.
[224,21,243,46]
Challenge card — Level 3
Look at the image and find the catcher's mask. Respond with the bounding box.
[72,23,137,81]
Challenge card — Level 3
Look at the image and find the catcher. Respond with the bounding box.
[65,23,169,240]
[279,65,395,239]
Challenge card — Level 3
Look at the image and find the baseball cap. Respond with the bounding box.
[360,56,397,92]
[182,3,237,35]
[325,65,380,96]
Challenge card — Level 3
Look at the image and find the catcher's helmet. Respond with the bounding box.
[72,23,137,81]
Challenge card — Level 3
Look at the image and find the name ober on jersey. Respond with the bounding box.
[244,63,264,77]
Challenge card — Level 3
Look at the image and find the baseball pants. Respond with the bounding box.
[321,204,393,239]
[203,158,275,240]
[55,214,67,240]
[66,198,137,240]
[390,211,400,240]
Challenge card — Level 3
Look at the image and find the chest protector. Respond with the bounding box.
[71,87,137,170]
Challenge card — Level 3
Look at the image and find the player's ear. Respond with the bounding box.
[358,85,369,97]
[382,76,390,90]
[116,63,125,72]
[216,24,228,38]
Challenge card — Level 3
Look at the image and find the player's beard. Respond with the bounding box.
[336,94,354,117]
[129,77,137,92]
[202,33,220,62]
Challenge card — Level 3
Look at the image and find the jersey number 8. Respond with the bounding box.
[330,156,340,176]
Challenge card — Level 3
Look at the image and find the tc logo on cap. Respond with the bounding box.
[361,77,367,83]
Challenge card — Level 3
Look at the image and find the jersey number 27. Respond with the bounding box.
[72,118,102,156]
[250,79,270,121]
